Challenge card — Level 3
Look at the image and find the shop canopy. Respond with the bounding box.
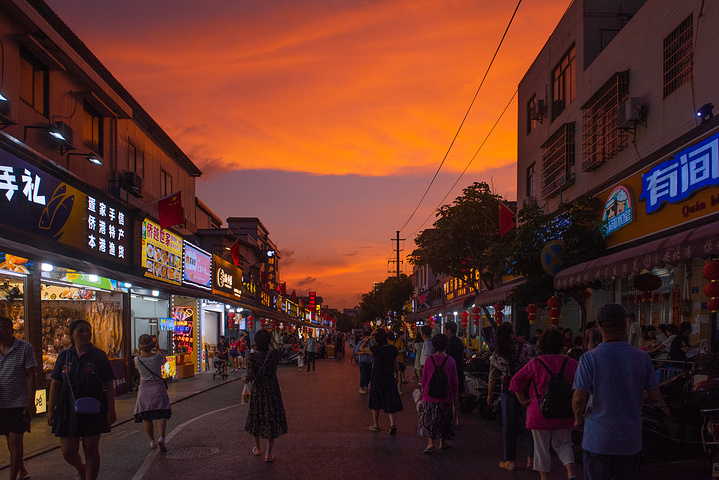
[405,292,475,323]
[474,281,524,306]
[554,221,719,290]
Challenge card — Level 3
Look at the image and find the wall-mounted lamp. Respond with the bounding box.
[23,121,75,154]
[697,103,714,122]
[67,152,104,166]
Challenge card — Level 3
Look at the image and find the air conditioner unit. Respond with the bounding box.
[0,99,16,126]
[530,99,546,122]
[123,171,143,198]
[617,97,644,129]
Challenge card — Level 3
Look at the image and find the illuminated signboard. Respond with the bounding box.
[159,317,175,332]
[641,130,719,214]
[212,255,242,300]
[142,219,182,285]
[173,306,194,354]
[267,255,276,290]
[309,292,316,311]
[0,149,131,264]
[603,186,633,235]
[183,242,212,290]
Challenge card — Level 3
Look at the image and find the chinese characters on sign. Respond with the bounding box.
[87,196,127,260]
[142,219,182,285]
[267,256,276,290]
[173,306,194,354]
[182,241,212,290]
[603,186,633,235]
[0,166,46,204]
[641,132,719,214]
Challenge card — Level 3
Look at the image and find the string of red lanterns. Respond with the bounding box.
[547,296,561,326]
[471,306,480,326]
[526,304,537,324]
[703,258,719,311]
[494,302,504,325]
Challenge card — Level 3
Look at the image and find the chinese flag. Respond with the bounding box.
[498,201,516,237]
[158,192,184,230]
[291,290,298,302]
[230,239,241,267]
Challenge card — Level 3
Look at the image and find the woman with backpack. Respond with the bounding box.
[418,334,458,453]
[488,322,537,471]
[510,328,579,480]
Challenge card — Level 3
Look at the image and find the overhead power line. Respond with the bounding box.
[397,0,524,234]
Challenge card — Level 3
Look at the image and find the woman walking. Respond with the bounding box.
[134,334,172,451]
[367,328,403,433]
[243,329,287,462]
[488,322,536,472]
[510,329,579,480]
[419,334,458,453]
[47,320,116,480]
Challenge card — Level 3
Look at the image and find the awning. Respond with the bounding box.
[405,292,475,323]
[474,281,524,306]
[554,221,719,290]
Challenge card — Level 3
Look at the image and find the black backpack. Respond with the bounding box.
[427,356,449,398]
[533,357,574,419]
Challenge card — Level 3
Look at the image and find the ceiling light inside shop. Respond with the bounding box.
[87,275,99,282]
[41,263,54,272]
[124,283,132,288]
[152,290,160,297]
[146,297,159,302]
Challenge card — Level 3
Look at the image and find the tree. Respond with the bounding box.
[409,182,509,294]
[380,274,414,323]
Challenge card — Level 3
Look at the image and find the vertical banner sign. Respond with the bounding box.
[672,288,682,325]
[267,256,276,290]
[173,306,195,354]
[309,292,316,311]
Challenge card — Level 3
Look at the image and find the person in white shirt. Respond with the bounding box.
[419,325,435,377]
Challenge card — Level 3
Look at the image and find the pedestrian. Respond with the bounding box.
[133,334,171,452]
[573,303,661,480]
[584,321,599,351]
[47,320,116,480]
[238,334,248,369]
[355,330,373,394]
[419,333,458,453]
[229,336,239,372]
[297,351,305,371]
[413,331,424,379]
[305,331,317,371]
[388,331,407,393]
[216,335,229,376]
[243,329,288,463]
[510,329,579,480]
[488,322,536,472]
[419,325,435,377]
[443,321,465,425]
[367,328,403,433]
[0,316,35,480]
[626,312,640,347]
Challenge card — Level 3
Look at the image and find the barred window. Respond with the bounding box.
[663,15,693,98]
[581,71,630,172]
[551,46,576,122]
[541,123,575,199]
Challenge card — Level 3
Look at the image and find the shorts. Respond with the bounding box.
[0,407,29,435]
[240,350,246,358]
[229,349,238,358]
[398,362,406,372]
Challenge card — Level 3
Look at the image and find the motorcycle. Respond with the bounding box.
[700,401,719,477]
[460,353,501,420]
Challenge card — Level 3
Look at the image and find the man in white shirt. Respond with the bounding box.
[626,312,641,347]
[419,325,435,377]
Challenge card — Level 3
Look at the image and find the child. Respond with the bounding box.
[297,351,305,371]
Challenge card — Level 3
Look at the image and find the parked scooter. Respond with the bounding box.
[700,399,719,477]
[460,352,501,420]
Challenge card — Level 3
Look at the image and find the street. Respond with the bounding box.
[4,356,709,480]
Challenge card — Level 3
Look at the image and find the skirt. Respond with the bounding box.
[418,401,455,440]
[134,379,172,416]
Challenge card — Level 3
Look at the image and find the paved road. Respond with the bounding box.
[3,355,709,479]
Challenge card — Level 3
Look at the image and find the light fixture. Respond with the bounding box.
[49,121,73,142]
[0,93,7,102]
[697,103,714,122]
[87,274,99,282]
[151,290,160,297]
[67,152,104,166]
[124,282,132,288]
[41,263,54,272]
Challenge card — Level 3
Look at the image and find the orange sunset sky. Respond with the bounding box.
[47,0,572,310]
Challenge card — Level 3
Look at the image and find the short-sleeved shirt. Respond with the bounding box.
[391,338,406,364]
[0,338,36,408]
[51,344,115,401]
[573,341,658,455]
[669,334,690,361]
[627,322,641,347]
[306,337,317,353]
[420,340,435,366]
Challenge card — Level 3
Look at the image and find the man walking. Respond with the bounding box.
[626,312,640,347]
[0,316,36,480]
[355,330,374,394]
[573,304,661,480]
[444,321,465,424]
[305,331,317,371]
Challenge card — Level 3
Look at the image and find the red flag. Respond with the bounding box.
[158,192,184,230]
[230,239,241,267]
[291,290,298,302]
[498,201,516,237]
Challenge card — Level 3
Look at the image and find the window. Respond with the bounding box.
[83,104,103,156]
[581,71,630,171]
[663,15,693,98]
[541,123,575,199]
[526,95,537,135]
[19,45,48,116]
[128,142,144,177]
[160,169,172,197]
[551,46,576,122]
[526,163,535,198]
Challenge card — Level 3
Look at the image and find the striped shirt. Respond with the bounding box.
[0,338,37,408]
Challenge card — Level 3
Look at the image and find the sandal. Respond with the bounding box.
[265,454,274,463]
[422,448,434,454]
[389,425,397,434]
[252,447,262,456]
[369,426,380,431]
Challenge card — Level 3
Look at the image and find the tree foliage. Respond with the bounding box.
[408,182,509,293]
[355,274,414,326]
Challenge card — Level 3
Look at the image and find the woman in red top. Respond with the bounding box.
[419,334,458,453]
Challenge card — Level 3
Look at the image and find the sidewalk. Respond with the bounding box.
[0,370,242,470]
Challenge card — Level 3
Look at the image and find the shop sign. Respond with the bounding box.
[173,305,194,354]
[64,272,114,290]
[142,219,182,285]
[159,317,175,331]
[260,289,271,308]
[267,255,276,290]
[309,292,316,311]
[182,242,211,290]
[35,389,47,414]
[641,130,719,214]
[603,186,634,234]
[0,253,31,274]
[211,255,242,300]
[0,149,131,264]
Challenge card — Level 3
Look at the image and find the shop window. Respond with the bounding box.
[83,104,104,156]
[663,15,693,98]
[541,122,575,199]
[129,142,144,177]
[551,46,576,122]
[19,45,49,116]
[580,71,630,171]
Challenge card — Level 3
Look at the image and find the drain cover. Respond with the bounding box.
[164,446,219,459]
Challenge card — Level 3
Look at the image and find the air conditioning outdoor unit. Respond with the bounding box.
[617,97,644,129]
[123,171,143,198]
[530,99,546,122]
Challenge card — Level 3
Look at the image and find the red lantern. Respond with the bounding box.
[708,298,719,312]
[228,311,236,320]
[547,308,560,318]
[247,315,254,329]
[461,318,468,328]
[547,296,561,308]
[525,304,538,315]
[550,317,559,326]
[472,306,480,314]
[703,259,719,281]
[473,318,480,326]
[527,313,536,324]
[461,311,469,319]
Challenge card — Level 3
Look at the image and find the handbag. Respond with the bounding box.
[244,351,271,394]
[64,369,101,414]
[137,356,168,390]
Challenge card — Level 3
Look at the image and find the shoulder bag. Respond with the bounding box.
[63,362,101,414]
[137,356,168,390]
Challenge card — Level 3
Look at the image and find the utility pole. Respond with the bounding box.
[388,230,405,277]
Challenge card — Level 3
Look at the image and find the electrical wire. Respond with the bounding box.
[407,89,518,239]
[397,0,524,234]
